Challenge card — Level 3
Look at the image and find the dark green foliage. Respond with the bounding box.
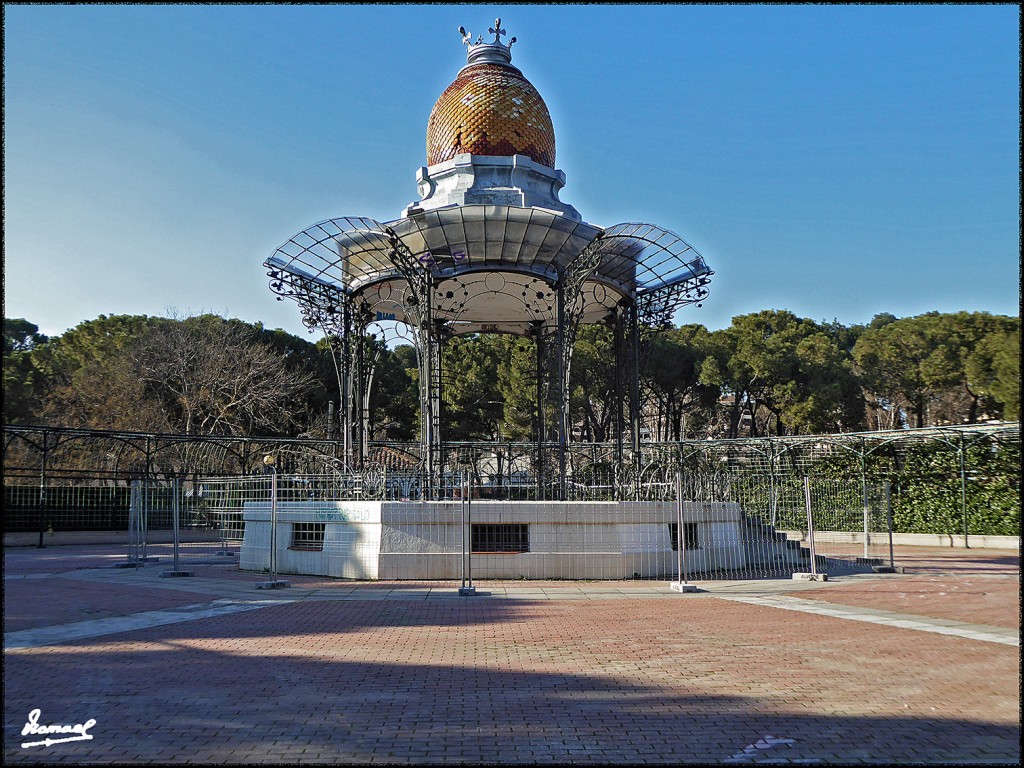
[889,441,1021,536]
[7,314,326,436]
[807,438,1020,536]
[853,311,1020,428]
[3,318,49,424]
[701,311,866,437]
[367,339,417,441]
[441,334,507,440]
[569,325,617,442]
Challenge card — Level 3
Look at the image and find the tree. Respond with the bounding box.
[4,318,48,354]
[965,328,1020,421]
[568,325,617,442]
[853,312,1020,428]
[365,340,418,441]
[3,318,49,424]
[441,334,506,441]
[937,312,1019,423]
[31,314,168,432]
[131,314,318,435]
[642,324,718,440]
[786,330,864,433]
[701,311,864,437]
[497,335,538,441]
[701,311,801,436]
[29,314,321,436]
[853,314,944,428]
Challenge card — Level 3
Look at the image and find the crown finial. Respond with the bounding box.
[459,20,517,66]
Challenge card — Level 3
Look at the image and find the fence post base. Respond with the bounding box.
[256,580,291,590]
[458,586,477,596]
[792,572,828,581]
[670,582,699,593]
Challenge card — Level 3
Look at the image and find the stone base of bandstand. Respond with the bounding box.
[239,500,751,581]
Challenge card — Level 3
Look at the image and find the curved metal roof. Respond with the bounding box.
[266,207,712,335]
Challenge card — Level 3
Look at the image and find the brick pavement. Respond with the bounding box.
[3,544,1019,764]
[887,545,1019,575]
[4,577,218,633]
[795,573,1020,629]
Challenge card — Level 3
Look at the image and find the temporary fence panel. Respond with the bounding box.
[676,473,892,580]
[122,478,244,568]
[117,469,895,582]
[3,481,132,533]
[796,476,891,572]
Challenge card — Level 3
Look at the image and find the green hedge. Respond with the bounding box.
[817,440,1020,536]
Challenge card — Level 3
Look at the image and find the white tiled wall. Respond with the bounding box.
[242,500,746,580]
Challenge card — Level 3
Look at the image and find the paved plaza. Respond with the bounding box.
[3,543,1019,764]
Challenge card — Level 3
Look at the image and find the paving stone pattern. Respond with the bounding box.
[3,545,1019,764]
[795,574,1020,629]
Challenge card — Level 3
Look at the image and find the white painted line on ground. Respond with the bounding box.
[716,594,1018,646]
[4,599,291,651]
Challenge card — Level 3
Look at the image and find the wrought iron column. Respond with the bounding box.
[556,281,568,500]
[354,321,365,468]
[341,300,353,467]
[421,303,435,497]
[416,270,447,497]
[613,309,625,497]
[532,322,545,499]
[629,300,642,498]
[434,318,448,491]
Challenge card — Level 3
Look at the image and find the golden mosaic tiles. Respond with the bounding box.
[426,62,556,168]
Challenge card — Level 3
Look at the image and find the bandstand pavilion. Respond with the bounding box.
[265,19,714,500]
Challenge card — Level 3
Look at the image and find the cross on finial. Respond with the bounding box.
[489,18,505,44]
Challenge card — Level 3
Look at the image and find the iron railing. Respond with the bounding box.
[4,423,1018,549]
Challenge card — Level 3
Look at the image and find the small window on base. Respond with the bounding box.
[291,522,326,551]
[669,522,699,551]
[472,524,529,553]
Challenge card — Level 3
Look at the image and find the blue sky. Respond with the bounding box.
[4,4,1020,342]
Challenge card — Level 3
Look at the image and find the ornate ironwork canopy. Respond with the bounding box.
[266,208,712,336]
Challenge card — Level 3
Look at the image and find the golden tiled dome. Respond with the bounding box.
[426,61,556,168]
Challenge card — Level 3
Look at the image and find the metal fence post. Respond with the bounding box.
[671,471,696,592]
[161,477,194,578]
[115,480,144,569]
[129,480,140,564]
[173,478,181,572]
[459,468,476,595]
[959,437,969,549]
[140,477,149,562]
[803,476,818,578]
[256,460,290,589]
[37,432,49,549]
[270,471,278,582]
[862,476,870,561]
[885,480,895,571]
